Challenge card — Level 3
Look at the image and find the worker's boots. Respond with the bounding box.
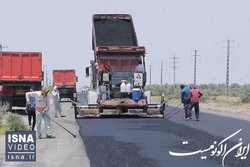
[46,135,56,139]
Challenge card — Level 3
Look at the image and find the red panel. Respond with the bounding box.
[121,59,129,72]
[109,59,119,72]
[100,59,109,66]
[22,54,42,80]
[0,52,42,81]
[53,70,76,86]
[22,54,31,79]
[130,59,138,72]
[11,54,21,79]
[99,57,140,72]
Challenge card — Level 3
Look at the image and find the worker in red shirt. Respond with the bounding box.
[188,86,203,121]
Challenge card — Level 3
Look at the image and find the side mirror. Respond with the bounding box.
[75,76,78,82]
[85,67,90,77]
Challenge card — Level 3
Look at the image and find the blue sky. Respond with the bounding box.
[1,0,250,88]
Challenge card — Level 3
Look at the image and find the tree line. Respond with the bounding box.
[145,83,250,103]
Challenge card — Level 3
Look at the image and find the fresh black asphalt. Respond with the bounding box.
[76,92,250,167]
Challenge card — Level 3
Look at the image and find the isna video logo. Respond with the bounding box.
[5,131,36,161]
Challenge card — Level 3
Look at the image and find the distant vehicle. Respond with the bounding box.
[53,69,77,102]
[75,14,164,118]
[81,86,89,92]
[0,52,43,111]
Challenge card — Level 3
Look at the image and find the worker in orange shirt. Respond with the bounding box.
[96,63,105,71]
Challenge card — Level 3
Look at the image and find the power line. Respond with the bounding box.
[225,39,233,98]
[171,55,178,87]
[46,69,48,87]
[150,65,152,85]
[0,44,8,51]
[160,60,163,85]
[193,50,199,85]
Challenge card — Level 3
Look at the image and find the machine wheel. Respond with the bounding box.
[143,106,148,113]
[98,106,103,113]
[160,102,166,115]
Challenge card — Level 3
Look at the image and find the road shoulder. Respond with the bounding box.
[0,101,90,167]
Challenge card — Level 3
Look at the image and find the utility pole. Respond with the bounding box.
[42,65,45,87]
[42,65,48,87]
[149,65,152,85]
[0,44,7,107]
[0,44,8,51]
[225,39,232,98]
[46,69,48,87]
[193,50,199,85]
[160,60,163,85]
[49,79,52,86]
[171,55,178,87]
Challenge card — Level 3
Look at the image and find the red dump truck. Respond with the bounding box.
[0,52,42,111]
[53,69,77,101]
[75,14,164,118]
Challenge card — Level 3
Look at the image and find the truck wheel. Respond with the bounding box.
[2,100,11,112]
[0,98,3,108]
[74,104,78,119]
[0,99,4,111]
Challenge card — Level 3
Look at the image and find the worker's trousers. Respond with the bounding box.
[188,102,199,119]
[36,110,52,138]
[183,99,190,118]
[53,98,62,117]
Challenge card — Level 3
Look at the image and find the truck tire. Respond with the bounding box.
[6,97,13,112]
[0,98,4,111]
[74,104,78,119]
[1,100,11,112]
[0,97,3,108]
[74,108,77,119]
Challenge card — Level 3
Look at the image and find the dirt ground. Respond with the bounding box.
[0,101,90,167]
[200,96,250,116]
[200,103,250,116]
[153,95,250,117]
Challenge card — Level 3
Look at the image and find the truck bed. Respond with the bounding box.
[0,52,42,82]
[93,14,138,47]
[53,69,76,86]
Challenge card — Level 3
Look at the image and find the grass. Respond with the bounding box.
[151,96,181,104]
[150,95,250,115]
[151,96,162,102]
[151,95,243,106]
[0,112,28,135]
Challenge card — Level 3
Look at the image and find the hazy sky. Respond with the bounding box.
[1,0,250,88]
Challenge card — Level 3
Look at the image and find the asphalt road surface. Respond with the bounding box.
[77,92,250,167]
